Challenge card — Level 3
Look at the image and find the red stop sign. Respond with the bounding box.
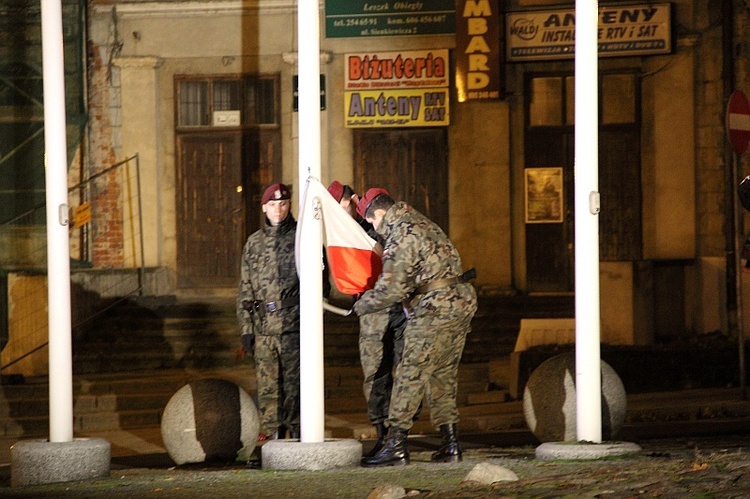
[727,90,750,155]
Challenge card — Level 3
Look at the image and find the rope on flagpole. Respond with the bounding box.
[323,300,352,316]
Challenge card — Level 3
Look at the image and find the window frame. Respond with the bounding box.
[174,74,280,131]
[526,71,639,129]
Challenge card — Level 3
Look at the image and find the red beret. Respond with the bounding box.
[327,181,345,202]
[261,183,291,205]
[357,187,389,219]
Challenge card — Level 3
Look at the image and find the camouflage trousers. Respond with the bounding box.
[386,305,474,431]
[254,331,300,436]
[359,304,406,424]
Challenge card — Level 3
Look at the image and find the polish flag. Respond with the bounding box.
[298,178,381,295]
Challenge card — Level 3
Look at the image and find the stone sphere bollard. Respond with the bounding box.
[161,378,259,465]
[522,352,627,443]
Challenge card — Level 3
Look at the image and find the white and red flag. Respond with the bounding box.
[297,177,382,295]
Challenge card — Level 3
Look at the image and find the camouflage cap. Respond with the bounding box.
[357,187,389,219]
[261,183,291,205]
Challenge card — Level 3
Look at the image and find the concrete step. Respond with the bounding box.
[5,293,576,441]
[72,352,246,374]
[0,408,166,438]
[66,294,575,373]
[327,398,528,440]
[0,390,176,420]
[0,369,252,438]
[0,363,503,439]
[73,316,362,373]
[466,390,511,405]
[83,314,239,330]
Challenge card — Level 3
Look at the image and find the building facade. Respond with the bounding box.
[9,0,749,348]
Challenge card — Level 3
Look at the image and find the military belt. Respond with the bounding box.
[264,297,298,314]
[414,268,477,296]
[243,297,298,319]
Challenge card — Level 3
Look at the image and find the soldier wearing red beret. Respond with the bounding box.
[354,189,477,467]
[237,182,301,441]
[327,182,410,462]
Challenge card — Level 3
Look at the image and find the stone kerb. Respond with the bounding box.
[161,378,259,465]
[522,352,627,443]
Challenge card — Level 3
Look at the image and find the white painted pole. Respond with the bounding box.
[297,0,325,443]
[40,0,74,443]
[574,0,602,443]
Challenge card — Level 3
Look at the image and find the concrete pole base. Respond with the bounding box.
[261,438,362,470]
[536,441,642,461]
[11,438,111,487]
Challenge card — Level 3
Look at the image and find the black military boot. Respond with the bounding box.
[431,423,462,463]
[362,422,387,459]
[361,427,410,467]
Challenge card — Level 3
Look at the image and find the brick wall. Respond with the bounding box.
[86,39,124,267]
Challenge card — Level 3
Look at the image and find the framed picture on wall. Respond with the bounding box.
[525,167,563,223]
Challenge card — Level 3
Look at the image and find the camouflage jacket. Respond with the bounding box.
[352,202,475,318]
[237,214,300,337]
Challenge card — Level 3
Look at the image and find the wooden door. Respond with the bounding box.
[176,133,244,287]
[524,72,641,292]
[599,129,641,261]
[525,129,575,292]
[353,129,449,232]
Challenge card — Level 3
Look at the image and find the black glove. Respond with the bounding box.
[241,333,255,356]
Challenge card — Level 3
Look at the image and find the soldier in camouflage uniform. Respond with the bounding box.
[237,182,301,440]
[327,181,408,461]
[353,189,477,467]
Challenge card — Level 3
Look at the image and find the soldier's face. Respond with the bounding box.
[263,199,291,226]
[340,193,359,219]
[366,209,385,230]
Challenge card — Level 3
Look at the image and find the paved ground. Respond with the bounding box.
[1,431,750,498]
[2,385,750,497]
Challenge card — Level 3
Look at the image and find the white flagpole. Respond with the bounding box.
[40,0,74,443]
[574,0,602,442]
[297,0,325,442]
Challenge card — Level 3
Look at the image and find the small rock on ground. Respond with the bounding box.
[367,483,406,499]
[463,462,519,485]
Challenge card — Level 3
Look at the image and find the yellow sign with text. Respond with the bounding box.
[345,88,449,128]
[73,202,91,228]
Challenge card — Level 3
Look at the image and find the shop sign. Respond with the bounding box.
[455,0,502,102]
[345,49,449,90]
[345,49,449,128]
[507,3,672,62]
[345,88,449,128]
[325,0,455,38]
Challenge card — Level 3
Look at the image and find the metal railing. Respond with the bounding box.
[0,153,144,374]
